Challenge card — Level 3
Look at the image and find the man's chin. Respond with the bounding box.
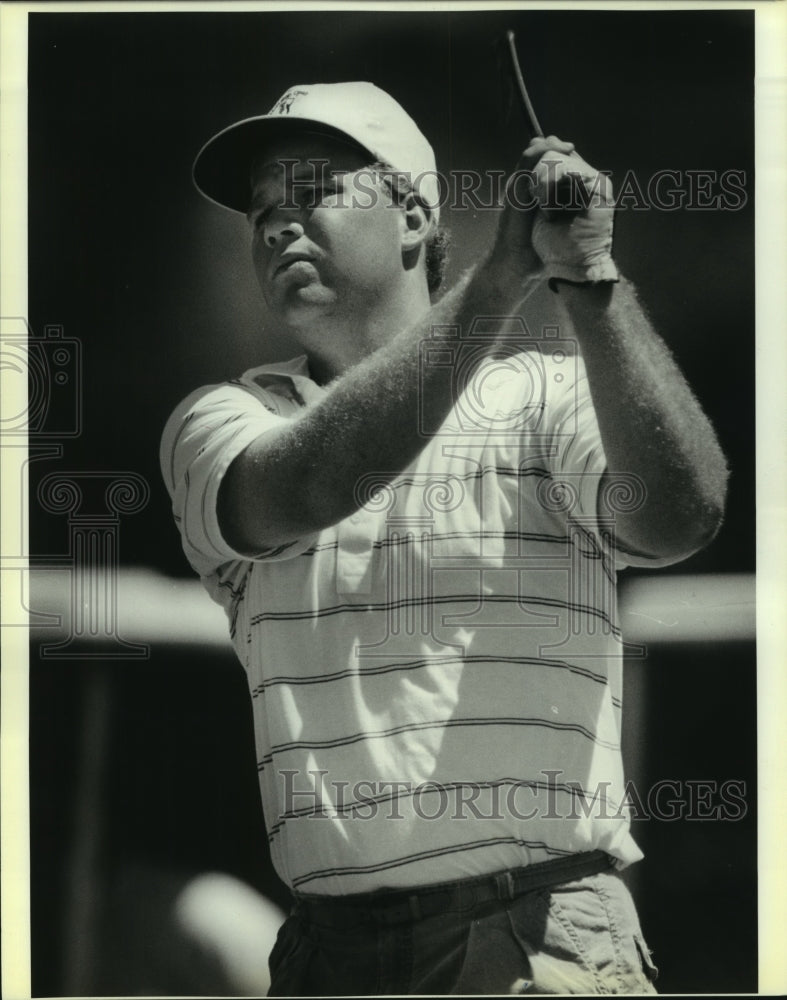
[270,286,337,326]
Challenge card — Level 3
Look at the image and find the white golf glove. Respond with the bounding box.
[530,149,619,284]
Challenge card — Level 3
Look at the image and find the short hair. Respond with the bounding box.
[368,160,450,296]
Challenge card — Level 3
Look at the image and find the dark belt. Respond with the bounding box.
[294,850,614,926]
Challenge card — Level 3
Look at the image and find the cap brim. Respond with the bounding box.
[192,115,375,214]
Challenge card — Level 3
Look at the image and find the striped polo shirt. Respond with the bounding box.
[161,340,652,896]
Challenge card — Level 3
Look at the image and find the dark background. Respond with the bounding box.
[26,8,756,996]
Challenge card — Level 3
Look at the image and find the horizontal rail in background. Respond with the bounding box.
[26,568,755,647]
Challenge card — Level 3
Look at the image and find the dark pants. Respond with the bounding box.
[268,855,659,995]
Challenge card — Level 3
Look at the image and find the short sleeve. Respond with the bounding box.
[160,381,318,580]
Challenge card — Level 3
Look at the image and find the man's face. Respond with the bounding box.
[248,133,405,326]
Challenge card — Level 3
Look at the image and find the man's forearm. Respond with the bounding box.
[557,276,728,559]
[219,261,542,553]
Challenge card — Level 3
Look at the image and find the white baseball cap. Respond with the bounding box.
[192,82,440,223]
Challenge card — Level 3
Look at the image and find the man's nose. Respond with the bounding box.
[263,212,305,249]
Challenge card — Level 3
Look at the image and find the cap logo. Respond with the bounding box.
[271,89,309,116]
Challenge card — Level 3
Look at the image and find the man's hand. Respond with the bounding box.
[530,138,619,284]
[492,136,619,290]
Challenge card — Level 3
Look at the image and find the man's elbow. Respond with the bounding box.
[678,495,726,557]
[684,461,730,553]
[614,488,727,564]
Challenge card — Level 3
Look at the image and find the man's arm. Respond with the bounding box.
[218,261,538,555]
[557,278,728,561]
[483,135,728,562]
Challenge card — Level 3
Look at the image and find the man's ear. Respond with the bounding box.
[399,192,433,252]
